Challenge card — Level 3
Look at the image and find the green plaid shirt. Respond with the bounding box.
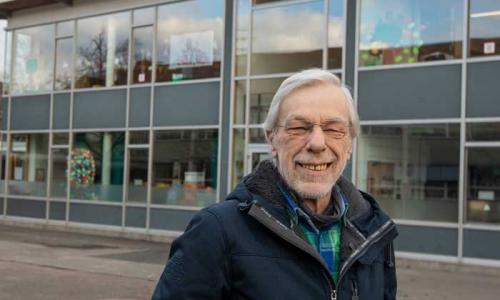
[280,185,347,285]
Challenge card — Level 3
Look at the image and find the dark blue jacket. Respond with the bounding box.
[152,160,398,300]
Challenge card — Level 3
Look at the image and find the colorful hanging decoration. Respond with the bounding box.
[70,148,96,186]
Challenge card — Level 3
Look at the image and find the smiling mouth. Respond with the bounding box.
[297,162,332,171]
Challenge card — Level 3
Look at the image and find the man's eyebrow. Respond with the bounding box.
[285,115,348,123]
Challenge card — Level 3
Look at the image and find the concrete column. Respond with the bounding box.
[102,133,112,185]
[105,18,117,87]
[28,135,37,182]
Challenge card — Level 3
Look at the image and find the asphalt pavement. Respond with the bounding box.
[1,223,500,300]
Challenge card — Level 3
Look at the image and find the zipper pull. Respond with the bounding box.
[351,280,359,300]
[331,289,337,300]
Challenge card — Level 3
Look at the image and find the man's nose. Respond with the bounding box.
[306,125,326,152]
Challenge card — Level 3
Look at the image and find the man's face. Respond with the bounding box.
[268,83,353,200]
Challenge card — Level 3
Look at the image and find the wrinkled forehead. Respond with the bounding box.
[278,84,349,123]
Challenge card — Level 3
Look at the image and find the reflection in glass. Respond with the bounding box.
[250,78,282,124]
[50,148,68,198]
[57,21,74,37]
[13,25,55,94]
[53,133,69,145]
[249,128,266,143]
[8,134,49,197]
[251,1,324,74]
[467,148,500,223]
[0,134,6,194]
[71,132,125,202]
[156,0,223,81]
[75,12,130,88]
[232,129,245,189]
[127,149,148,203]
[467,123,500,141]
[359,0,463,66]
[3,31,12,95]
[132,26,153,84]
[152,129,218,207]
[470,0,500,57]
[55,38,73,90]
[328,0,344,69]
[133,7,155,26]
[234,80,246,124]
[235,0,250,76]
[356,124,460,222]
[129,131,149,144]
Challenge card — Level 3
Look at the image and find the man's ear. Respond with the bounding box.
[266,130,278,158]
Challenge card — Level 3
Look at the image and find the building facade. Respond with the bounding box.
[1,0,500,265]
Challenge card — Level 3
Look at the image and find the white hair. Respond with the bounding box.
[263,69,360,139]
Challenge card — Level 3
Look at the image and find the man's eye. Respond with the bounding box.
[287,127,308,134]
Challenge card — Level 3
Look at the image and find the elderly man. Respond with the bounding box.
[152,69,398,300]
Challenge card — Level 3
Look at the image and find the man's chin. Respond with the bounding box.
[293,182,332,201]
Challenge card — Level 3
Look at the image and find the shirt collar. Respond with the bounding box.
[279,184,348,233]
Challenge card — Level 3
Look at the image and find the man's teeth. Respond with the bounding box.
[302,164,328,171]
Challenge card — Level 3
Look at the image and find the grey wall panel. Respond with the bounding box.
[6,198,46,219]
[153,82,220,126]
[2,98,8,130]
[394,224,458,256]
[464,229,500,260]
[150,208,196,231]
[49,201,66,221]
[69,203,122,226]
[125,206,146,228]
[467,61,500,117]
[358,65,461,120]
[53,93,70,129]
[11,95,51,130]
[73,89,126,128]
[129,87,150,127]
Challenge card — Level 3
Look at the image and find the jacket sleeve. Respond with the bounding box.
[384,242,397,300]
[151,209,230,300]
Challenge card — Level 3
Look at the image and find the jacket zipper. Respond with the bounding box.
[246,202,395,300]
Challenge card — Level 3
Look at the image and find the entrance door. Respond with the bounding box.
[247,144,271,174]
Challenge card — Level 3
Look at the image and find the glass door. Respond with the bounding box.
[246,144,271,174]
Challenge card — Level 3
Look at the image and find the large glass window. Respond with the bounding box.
[250,78,282,124]
[232,129,245,189]
[356,124,460,222]
[235,0,250,76]
[466,148,500,223]
[127,148,148,203]
[71,132,125,202]
[132,26,153,84]
[56,21,74,37]
[152,129,218,207]
[13,25,55,94]
[133,7,155,27]
[467,122,500,141]
[470,0,500,57]
[8,134,49,197]
[234,80,246,124]
[359,0,463,66]
[156,0,223,82]
[50,148,68,198]
[251,0,324,74]
[328,0,344,69]
[55,38,73,90]
[75,12,130,88]
[3,29,11,95]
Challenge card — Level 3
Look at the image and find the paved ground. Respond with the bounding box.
[1,223,500,300]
